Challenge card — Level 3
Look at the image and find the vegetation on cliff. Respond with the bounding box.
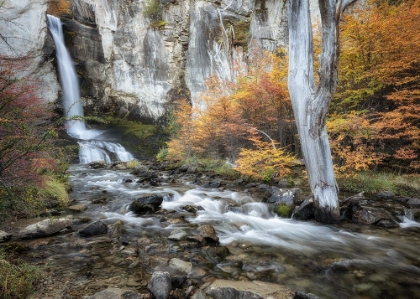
[161,0,419,195]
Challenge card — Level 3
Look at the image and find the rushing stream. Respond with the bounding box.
[43,13,420,299]
[63,164,420,299]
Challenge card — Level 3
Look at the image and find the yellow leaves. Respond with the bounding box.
[236,136,296,180]
[328,112,382,178]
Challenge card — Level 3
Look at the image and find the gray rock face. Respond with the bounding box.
[19,217,73,239]
[51,0,290,122]
[0,0,60,103]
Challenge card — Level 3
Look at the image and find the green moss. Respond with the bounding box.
[106,117,157,140]
[150,20,166,29]
[273,203,293,218]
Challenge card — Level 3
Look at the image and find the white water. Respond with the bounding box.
[47,15,134,164]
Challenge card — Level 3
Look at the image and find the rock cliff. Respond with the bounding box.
[61,0,289,122]
[0,0,60,103]
[0,0,297,122]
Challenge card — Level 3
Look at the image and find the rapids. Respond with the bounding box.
[66,163,420,298]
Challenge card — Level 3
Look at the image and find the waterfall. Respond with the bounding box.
[47,15,134,164]
[47,15,86,139]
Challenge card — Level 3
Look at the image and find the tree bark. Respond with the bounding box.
[288,0,355,223]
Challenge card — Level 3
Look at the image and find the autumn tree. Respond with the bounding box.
[334,0,420,171]
[234,51,296,150]
[288,0,357,223]
[0,60,59,218]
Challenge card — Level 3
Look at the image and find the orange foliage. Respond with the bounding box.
[47,0,72,16]
[334,0,420,171]
[236,133,296,180]
[327,112,382,178]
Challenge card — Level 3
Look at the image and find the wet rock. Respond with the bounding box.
[351,206,398,227]
[89,160,106,169]
[204,279,294,299]
[147,271,172,299]
[294,291,320,299]
[375,191,396,199]
[79,220,108,237]
[82,287,143,298]
[407,198,420,207]
[19,217,73,239]
[179,165,189,172]
[264,186,302,206]
[292,197,315,220]
[129,195,164,215]
[188,224,219,246]
[130,164,149,175]
[171,275,187,289]
[68,204,88,212]
[204,178,222,189]
[168,229,188,241]
[191,289,207,299]
[0,230,12,242]
[169,258,192,273]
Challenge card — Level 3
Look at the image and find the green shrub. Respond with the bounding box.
[0,250,41,298]
[126,159,141,169]
[156,148,168,161]
[144,0,162,21]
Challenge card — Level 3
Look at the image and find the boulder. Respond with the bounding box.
[78,220,108,237]
[147,271,172,299]
[0,230,12,242]
[82,287,142,299]
[292,197,315,220]
[89,160,106,169]
[168,229,188,241]
[19,217,73,239]
[264,186,302,206]
[169,258,193,274]
[204,279,294,299]
[375,191,396,199]
[68,204,88,212]
[204,178,222,189]
[351,206,398,227]
[189,224,219,246]
[407,198,420,207]
[129,195,164,215]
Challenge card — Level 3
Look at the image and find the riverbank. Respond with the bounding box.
[1,160,420,299]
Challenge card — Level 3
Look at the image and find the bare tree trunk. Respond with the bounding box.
[288,0,356,223]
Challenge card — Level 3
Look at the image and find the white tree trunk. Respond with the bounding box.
[288,0,355,223]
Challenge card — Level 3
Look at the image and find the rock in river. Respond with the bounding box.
[19,217,73,239]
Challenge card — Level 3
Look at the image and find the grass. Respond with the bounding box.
[41,177,70,206]
[338,172,420,197]
[0,250,41,298]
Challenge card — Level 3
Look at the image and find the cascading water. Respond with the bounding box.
[47,15,86,139]
[47,15,133,164]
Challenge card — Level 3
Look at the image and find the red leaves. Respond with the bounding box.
[0,60,58,188]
